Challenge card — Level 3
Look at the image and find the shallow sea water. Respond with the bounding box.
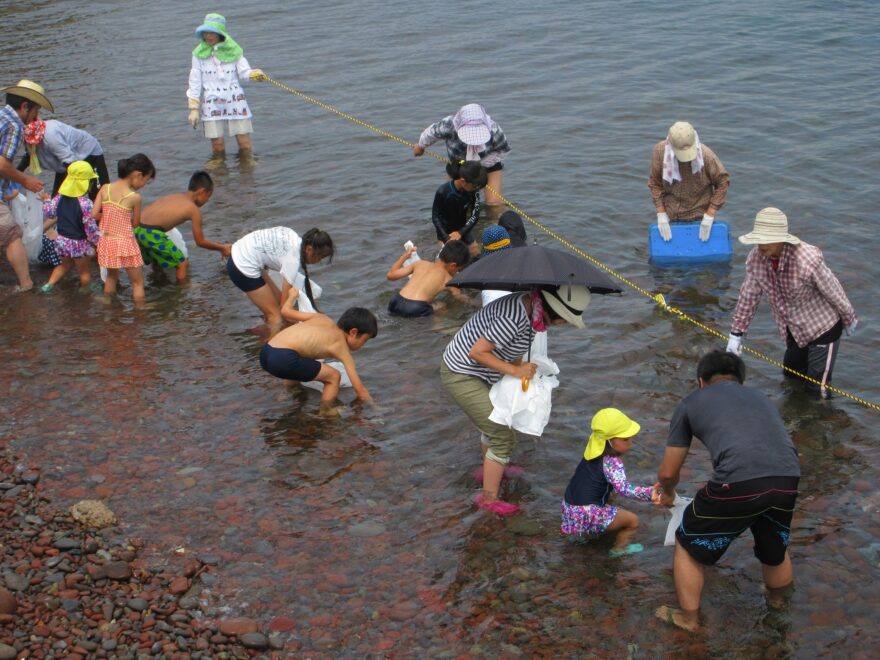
[1,0,879,655]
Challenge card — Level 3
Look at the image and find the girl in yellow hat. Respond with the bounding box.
[39,161,101,291]
[561,408,660,556]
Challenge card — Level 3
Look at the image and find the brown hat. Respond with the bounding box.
[1,79,54,112]
[667,121,696,162]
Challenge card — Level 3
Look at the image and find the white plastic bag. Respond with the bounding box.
[664,495,693,546]
[488,331,559,436]
[8,190,44,261]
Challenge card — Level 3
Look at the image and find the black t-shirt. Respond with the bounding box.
[56,195,86,240]
[431,181,479,241]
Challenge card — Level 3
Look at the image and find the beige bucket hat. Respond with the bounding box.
[739,207,801,245]
[0,79,54,112]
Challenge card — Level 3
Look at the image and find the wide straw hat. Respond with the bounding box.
[541,284,591,329]
[0,79,54,112]
[583,408,641,461]
[667,121,696,162]
[739,207,801,245]
[58,161,98,198]
[453,103,491,145]
[195,13,230,39]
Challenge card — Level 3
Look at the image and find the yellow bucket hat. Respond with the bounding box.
[583,408,641,460]
[58,161,98,198]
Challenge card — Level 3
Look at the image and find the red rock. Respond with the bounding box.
[183,559,200,578]
[268,616,295,632]
[168,577,189,595]
[0,589,16,615]
[219,617,258,636]
[377,639,395,650]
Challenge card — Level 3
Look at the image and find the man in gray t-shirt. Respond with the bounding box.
[654,351,800,633]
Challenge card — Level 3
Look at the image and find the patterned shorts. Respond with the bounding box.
[38,235,62,266]
[560,500,618,536]
[677,476,799,567]
[134,226,187,269]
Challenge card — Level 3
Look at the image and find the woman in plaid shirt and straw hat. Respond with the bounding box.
[726,207,857,399]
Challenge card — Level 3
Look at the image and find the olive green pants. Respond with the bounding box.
[440,362,516,464]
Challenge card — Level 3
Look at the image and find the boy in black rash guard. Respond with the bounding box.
[431,160,487,257]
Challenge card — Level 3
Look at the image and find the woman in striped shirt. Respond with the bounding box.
[440,285,591,515]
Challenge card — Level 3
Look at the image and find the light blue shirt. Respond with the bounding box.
[35,120,102,174]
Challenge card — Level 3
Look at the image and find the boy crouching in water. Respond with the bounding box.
[386,239,469,317]
[260,305,377,413]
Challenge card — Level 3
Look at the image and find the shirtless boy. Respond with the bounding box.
[135,171,229,282]
[385,239,469,317]
[260,304,378,413]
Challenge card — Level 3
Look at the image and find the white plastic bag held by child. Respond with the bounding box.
[488,331,559,436]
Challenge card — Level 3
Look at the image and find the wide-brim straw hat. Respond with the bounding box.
[739,207,800,245]
[0,80,54,112]
[540,284,591,329]
[584,408,641,461]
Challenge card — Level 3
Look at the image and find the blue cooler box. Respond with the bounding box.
[649,220,733,264]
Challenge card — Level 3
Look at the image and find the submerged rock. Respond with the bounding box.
[69,500,117,529]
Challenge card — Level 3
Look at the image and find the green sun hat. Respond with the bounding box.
[195,13,230,39]
[193,13,243,61]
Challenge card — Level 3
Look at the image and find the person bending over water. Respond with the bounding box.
[431,160,487,258]
[655,351,801,632]
[227,226,333,331]
[260,306,377,414]
[386,239,469,317]
[136,171,229,283]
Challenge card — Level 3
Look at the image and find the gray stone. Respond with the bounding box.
[126,598,149,612]
[61,598,81,612]
[53,537,81,551]
[0,643,15,660]
[348,521,386,537]
[239,633,269,649]
[101,639,117,651]
[178,596,200,610]
[197,554,219,566]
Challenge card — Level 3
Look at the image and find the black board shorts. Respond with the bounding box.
[676,476,799,567]
[227,257,266,293]
[388,292,433,318]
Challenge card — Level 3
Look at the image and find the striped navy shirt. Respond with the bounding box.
[443,294,531,384]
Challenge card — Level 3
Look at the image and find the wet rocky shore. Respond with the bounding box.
[0,443,298,659]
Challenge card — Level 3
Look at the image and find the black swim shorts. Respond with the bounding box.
[227,257,267,293]
[259,344,322,383]
[676,476,799,567]
[388,292,433,318]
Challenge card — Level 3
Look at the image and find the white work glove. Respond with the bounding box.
[187,98,200,129]
[726,333,743,355]
[699,213,715,242]
[249,68,268,82]
[844,319,858,336]
[656,212,672,242]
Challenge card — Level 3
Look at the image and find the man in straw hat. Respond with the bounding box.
[0,79,54,291]
[648,121,730,242]
[726,207,857,399]
[655,350,801,632]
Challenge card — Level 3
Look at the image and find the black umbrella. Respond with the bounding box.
[448,244,622,294]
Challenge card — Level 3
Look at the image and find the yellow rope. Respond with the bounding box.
[264,76,879,412]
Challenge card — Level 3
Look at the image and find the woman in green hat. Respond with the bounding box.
[186,13,267,159]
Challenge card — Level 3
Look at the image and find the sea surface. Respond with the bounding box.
[1,0,879,655]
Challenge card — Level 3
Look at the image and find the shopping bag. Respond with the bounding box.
[9,190,44,261]
[488,331,559,436]
[664,495,693,546]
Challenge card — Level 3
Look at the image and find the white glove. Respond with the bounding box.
[844,319,858,336]
[187,98,200,129]
[249,68,268,82]
[699,213,715,242]
[656,212,672,242]
[726,333,743,355]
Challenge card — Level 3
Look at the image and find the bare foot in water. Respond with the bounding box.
[655,605,699,632]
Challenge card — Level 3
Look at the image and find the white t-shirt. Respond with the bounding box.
[231,227,302,283]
